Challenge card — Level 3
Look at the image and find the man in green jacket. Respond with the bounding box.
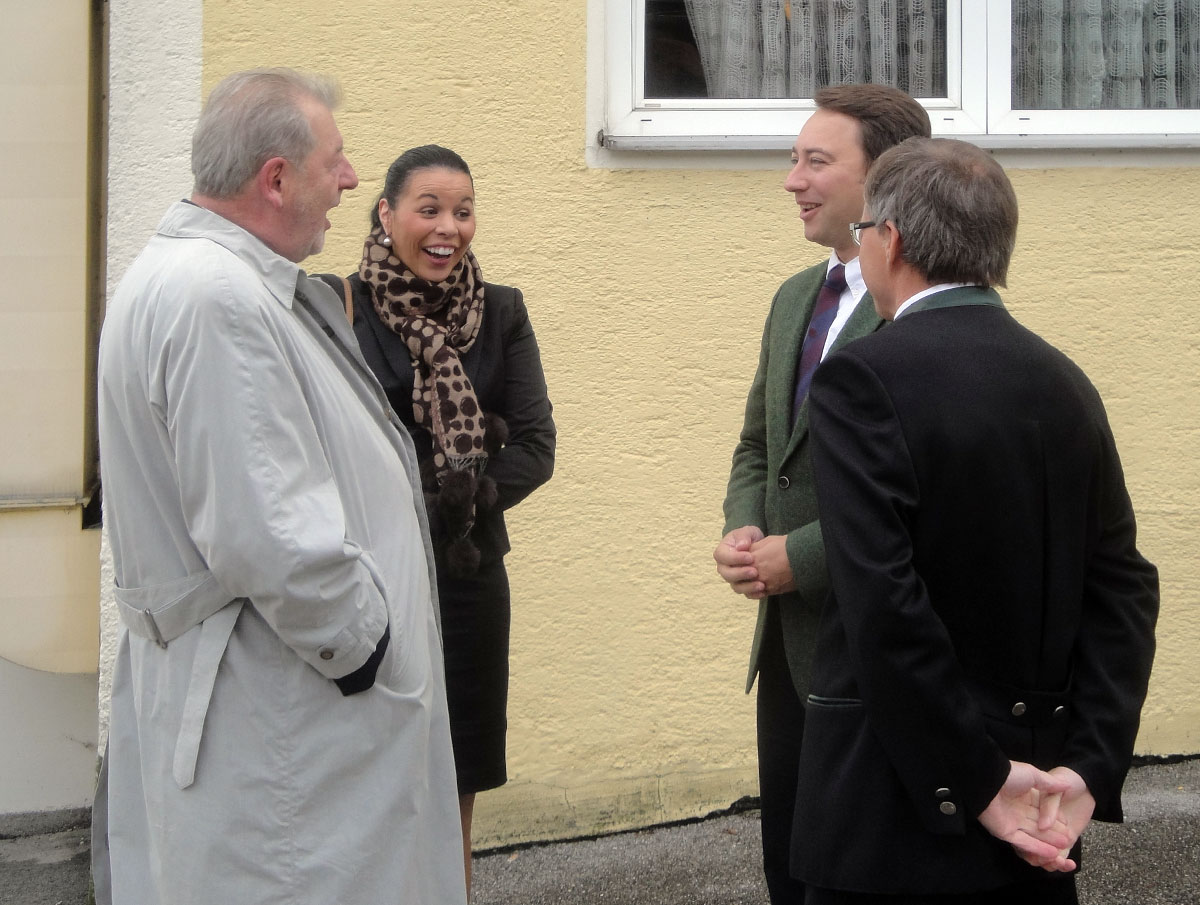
[713,84,930,904]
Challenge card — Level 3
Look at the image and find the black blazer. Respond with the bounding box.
[319,273,555,564]
[797,287,1158,895]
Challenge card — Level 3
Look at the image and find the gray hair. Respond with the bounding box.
[865,138,1018,288]
[192,68,342,199]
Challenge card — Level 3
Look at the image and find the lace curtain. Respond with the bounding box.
[681,0,1200,108]
[1014,1,1200,109]
[683,0,946,98]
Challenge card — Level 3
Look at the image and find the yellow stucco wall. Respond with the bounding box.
[202,1,1199,847]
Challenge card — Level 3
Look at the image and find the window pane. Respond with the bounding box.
[1013,0,1200,109]
[644,0,948,100]
[645,0,710,96]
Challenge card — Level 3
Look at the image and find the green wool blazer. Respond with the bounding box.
[723,260,884,696]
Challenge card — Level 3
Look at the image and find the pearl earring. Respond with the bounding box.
[381,234,392,247]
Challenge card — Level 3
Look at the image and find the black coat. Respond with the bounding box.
[798,287,1158,896]
[320,273,555,565]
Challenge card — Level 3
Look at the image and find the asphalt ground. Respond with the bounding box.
[2,759,1196,905]
[472,758,1200,905]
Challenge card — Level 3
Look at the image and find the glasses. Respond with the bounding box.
[849,220,877,246]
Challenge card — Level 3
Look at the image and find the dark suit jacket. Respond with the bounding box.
[723,261,884,694]
[798,286,1159,895]
[318,273,555,564]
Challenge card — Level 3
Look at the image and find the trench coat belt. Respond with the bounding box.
[113,570,244,789]
[113,569,234,647]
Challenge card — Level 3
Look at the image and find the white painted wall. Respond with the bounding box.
[98,0,203,746]
[106,0,202,289]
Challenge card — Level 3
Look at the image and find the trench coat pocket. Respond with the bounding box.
[112,571,244,790]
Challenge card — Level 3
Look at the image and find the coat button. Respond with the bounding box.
[935,787,951,799]
[778,476,790,489]
[1011,702,1027,716]
[939,801,957,816]
[1054,705,1065,716]
[319,649,334,660]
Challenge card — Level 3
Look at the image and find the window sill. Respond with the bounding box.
[598,131,1200,152]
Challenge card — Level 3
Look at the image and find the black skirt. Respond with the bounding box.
[436,556,511,794]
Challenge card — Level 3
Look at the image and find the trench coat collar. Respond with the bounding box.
[158,200,301,309]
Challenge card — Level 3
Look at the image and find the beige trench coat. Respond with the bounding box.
[94,202,466,905]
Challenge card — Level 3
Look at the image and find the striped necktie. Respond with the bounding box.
[792,264,846,422]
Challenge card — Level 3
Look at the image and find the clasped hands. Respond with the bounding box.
[717,528,1095,872]
[713,526,794,599]
[978,762,1096,873]
[715,529,1097,875]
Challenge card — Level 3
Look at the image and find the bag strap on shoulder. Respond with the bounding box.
[340,276,354,324]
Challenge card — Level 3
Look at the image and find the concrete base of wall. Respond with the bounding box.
[472,766,758,850]
[0,660,97,815]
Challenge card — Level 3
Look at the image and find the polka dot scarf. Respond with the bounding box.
[359,224,488,478]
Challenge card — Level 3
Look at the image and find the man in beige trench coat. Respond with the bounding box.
[94,69,466,905]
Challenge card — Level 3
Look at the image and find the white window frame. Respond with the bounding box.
[601,0,1200,150]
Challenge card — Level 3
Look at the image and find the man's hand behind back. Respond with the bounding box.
[978,761,1077,872]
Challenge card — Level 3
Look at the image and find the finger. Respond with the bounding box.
[1029,842,1074,867]
[1038,853,1077,874]
[717,563,758,583]
[1009,832,1067,865]
[721,530,758,551]
[1038,791,1063,831]
[1014,848,1044,868]
[714,547,754,567]
[1031,770,1073,796]
[1024,824,1071,851]
[1006,801,1045,831]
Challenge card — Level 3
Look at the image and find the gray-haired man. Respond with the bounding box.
[95,68,466,905]
[799,138,1158,903]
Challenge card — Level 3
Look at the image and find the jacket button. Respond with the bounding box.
[778,476,790,489]
[939,801,957,816]
[1011,702,1027,716]
[319,649,334,660]
[1054,705,1065,716]
[935,787,951,799]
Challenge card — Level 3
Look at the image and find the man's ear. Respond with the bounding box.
[881,220,904,269]
[256,156,288,210]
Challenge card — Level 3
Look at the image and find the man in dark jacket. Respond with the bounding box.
[800,137,1159,904]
